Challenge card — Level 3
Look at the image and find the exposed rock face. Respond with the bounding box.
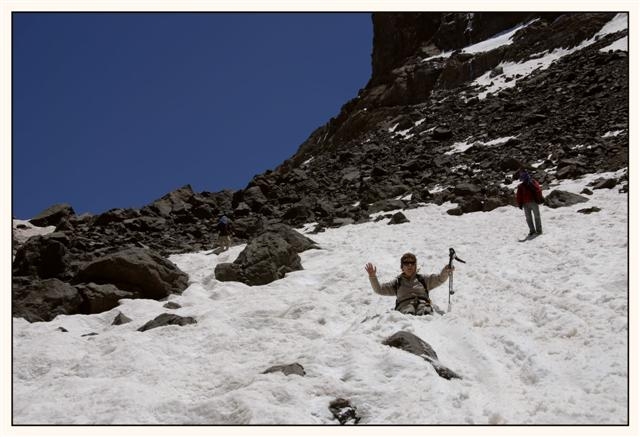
[370,13,548,86]
[13,233,70,279]
[13,278,83,322]
[29,203,75,227]
[137,313,197,332]
[75,283,135,314]
[12,246,189,322]
[293,12,626,177]
[215,227,314,286]
[73,248,189,299]
[263,223,320,253]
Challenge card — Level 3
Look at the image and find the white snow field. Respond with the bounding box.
[12,171,628,425]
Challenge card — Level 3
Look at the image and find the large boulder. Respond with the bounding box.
[232,215,265,239]
[149,185,195,217]
[73,248,189,299]
[263,224,319,253]
[215,225,316,286]
[458,196,484,214]
[75,283,135,314]
[282,204,314,226]
[29,203,75,227]
[215,232,303,286]
[454,183,482,196]
[592,178,618,190]
[12,278,83,322]
[544,190,590,209]
[213,262,245,283]
[94,208,140,226]
[383,331,461,380]
[243,186,269,211]
[12,232,70,279]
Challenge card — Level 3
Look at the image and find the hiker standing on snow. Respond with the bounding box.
[217,214,233,251]
[515,169,544,237]
[365,252,453,315]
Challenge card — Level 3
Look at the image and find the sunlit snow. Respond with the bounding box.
[12,171,628,425]
[421,20,536,62]
[12,219,56,245]
[600,36,628,53]
[462,20,537,55]
[603,130,624,138]
[445,136,517,155]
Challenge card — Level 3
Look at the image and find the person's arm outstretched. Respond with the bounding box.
[365,263,395,296]
[425,265,455,290]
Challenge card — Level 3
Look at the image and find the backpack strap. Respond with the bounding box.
[416,274,429,296]
[393,274,431,310]
[393,275,402,295]
[393,274,429,294]
[525,180,543,203]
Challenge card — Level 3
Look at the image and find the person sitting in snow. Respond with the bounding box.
[515,169,544,237]
[364,252,454,315]
[216,214,234,251]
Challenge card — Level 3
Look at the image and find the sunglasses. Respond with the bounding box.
[402,261,416,266]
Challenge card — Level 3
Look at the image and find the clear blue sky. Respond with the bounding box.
[12,12,372,219]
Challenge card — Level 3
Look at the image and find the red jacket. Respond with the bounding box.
[516,179,542,206]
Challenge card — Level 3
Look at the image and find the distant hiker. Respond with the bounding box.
[365,252,454,315]
[515,169,544,237]
[217,214,233,251]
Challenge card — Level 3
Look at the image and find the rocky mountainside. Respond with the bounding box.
[13,12,628,322]
[271,12,627,224]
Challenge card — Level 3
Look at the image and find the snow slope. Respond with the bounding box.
[421,19,536,62]
[12,171,628,425]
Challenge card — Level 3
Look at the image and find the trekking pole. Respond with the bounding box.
[447,248,466,312]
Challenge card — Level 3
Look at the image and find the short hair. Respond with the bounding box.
[401,252,417,263]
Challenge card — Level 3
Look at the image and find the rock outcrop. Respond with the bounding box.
[215,226,316,286]
[137,313,197,332]
[73,248,189,299]
[12,245,189,322]
[383,331,462,380]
